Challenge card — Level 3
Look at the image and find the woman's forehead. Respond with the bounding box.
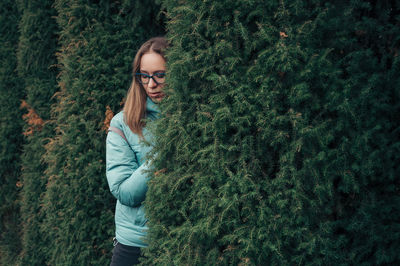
[140,52,165,72]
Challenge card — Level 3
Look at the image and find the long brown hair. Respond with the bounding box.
[123,37,168,136]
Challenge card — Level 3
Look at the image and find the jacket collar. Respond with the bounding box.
[146,96,160,120]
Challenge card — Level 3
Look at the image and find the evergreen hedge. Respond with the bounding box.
[0,0,399,265]
[39,1,164,264]
[16,0,58,264]
[144,0,400,265]
[0,1,23,264]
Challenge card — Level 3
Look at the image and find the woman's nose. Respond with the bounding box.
[148,77,157,88]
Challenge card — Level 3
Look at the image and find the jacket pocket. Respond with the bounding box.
[135,205,147,226]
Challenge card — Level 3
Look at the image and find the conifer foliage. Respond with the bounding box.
[0,0,398,265]
[16,0,58,264]
[39,1,164,265]
[144,0,400,265]
[0,1,23,264]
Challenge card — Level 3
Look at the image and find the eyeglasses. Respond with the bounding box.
[135,72,166,85]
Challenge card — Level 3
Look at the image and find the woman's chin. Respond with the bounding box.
[151,97,161,103]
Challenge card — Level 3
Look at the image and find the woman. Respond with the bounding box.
[106,37,168,266]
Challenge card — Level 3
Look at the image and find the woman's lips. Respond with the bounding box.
[149,92,164,98]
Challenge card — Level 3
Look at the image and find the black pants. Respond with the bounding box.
[110,238,142,266]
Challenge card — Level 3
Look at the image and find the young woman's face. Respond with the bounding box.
[140,52,166,103]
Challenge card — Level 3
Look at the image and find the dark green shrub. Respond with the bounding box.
[144,1,400,265]
[0,1,23,264]
[40,1,164,264]
[16,0,58,264]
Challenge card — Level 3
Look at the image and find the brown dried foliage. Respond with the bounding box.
[20,100,45,136]
[102,105,114,131]
[279,31,288,38]
[154,168,167,176]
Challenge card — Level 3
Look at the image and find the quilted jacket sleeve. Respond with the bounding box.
[106,130,150,207]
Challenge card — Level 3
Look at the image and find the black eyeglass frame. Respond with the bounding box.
[135,72,166,85]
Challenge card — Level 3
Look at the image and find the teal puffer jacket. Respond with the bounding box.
[106,98,159,247]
